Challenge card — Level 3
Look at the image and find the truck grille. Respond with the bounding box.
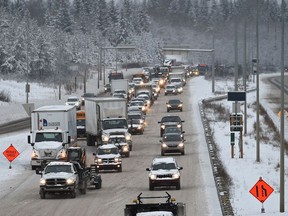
[46,178,66,186]
[157,174,173,178]
[101,158,113,163]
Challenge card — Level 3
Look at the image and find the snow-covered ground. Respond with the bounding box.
[0,70,288,215]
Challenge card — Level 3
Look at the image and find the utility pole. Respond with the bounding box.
[256,0,260,162]
[243,18,247,135]
[280,0,285,212]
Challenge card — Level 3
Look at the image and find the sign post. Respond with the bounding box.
[249,177,274,213]
[3,144,20,169]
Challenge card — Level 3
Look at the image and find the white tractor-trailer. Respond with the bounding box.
[85,97,131,146]
[28,105,77,170]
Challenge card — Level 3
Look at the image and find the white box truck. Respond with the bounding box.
[85,97,131,146]
[27,105,77,170]
[111,79,129,95]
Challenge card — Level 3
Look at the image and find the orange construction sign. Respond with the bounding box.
[3,144,20,162]
[249,177,274,203]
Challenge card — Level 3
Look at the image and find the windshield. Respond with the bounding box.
[67,98,78,102]
[168,100,180,104]
[45,165,73,174]
[102,119,128,130]
[166,85,175,89]
[161,116,181,123]
[97,148,118,155]
[35,132,63,142]
[165,127,181,134]
[163,134,182,142]
[130,101,144,106]
[77,119,85,126]
[109,137,126,143]
[152,162,176,170]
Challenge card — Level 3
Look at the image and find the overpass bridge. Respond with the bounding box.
[102,44,214,64]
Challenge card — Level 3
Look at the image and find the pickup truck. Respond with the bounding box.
[36,161,88,199]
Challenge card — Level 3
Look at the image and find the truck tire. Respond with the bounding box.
[40,191,46,199]
[79,181,87,194]
[95,181,102,189]
[87,134,93,146]
[118,166,122,172]
[125,152,130,158]
[71,189,77,198]
[87,134,96,146]
[176,182,181,190]
[149,182,154,191]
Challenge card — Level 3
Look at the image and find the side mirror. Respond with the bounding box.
[159,140,163,143]
[35,168,42,175]
[146,168,151,171]
[27,135,31,144]
[182,131,185,134]
[67,136,71,144]
[178,167,183,170]
[93,153,96,156]
[183,139,186,142]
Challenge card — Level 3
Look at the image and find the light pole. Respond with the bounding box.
[280,0,285,212]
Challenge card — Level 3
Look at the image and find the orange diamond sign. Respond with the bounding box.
[249,177,274,203]
[3,144,20,162]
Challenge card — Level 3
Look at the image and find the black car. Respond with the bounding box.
[104,83,111,93]
[166,99,183,112]
[158,115,185,137]
[160,133,185,156]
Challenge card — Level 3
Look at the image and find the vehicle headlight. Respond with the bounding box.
[65,102,69,106]
[167,104,171,107]
[165,90,167,93]
[149,174,157,180]
[159,80,164,85]
[178,143,184,148]
[40,178,46,186]
[141,106,146,111]
[56,149,67,159]
[161,125,165,129]
[137,125,143,129]
[102,135,109,142]
[122,146,129,152]
[96,158,102,163]
[140,119,144,124]
[126,133,131,141]
[177,124,181,128]
[172,90,175,92]
[31,149,39,159]
[66,177,76,185]
[172,173,180,179]
[162,143,168,148]
[178,104,183,107]
[114,157,121,162]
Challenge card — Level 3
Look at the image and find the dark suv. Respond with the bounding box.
[158,115,184,137]
[166,99,183,112]
[160,133,185,156]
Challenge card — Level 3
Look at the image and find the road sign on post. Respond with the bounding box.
[249,177,274,203]
[3,144,20,169]
[230,114,243,131]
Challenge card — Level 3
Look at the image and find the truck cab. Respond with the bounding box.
[28,128,70,170]
[36,161,87,199]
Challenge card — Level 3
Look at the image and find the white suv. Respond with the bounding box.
[65,96,81,110]
[146,157,183,191]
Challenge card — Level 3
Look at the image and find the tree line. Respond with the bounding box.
[0,0,287,85]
